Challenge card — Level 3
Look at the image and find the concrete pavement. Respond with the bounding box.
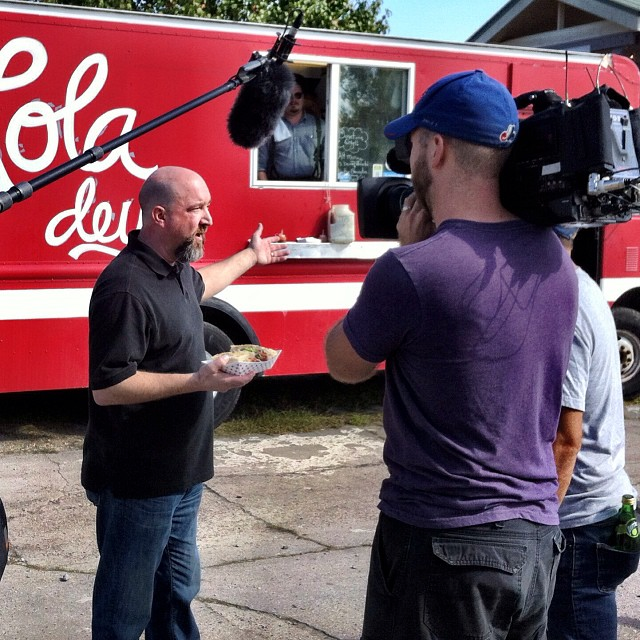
[1,414,640,639]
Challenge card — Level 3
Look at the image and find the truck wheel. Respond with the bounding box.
[613,306,640,400]
[0,497,7,581]
[203,322,241,428]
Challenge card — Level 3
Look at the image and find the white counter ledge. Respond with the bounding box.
[283,240,398,260]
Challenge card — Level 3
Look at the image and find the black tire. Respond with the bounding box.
[0,497,7,581]
[200,297,260,346]
[613,306,640,400]
[203,322,241,428]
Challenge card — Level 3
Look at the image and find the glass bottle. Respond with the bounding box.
[614,494,640,551]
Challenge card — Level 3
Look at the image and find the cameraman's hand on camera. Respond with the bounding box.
[397,193,436,246]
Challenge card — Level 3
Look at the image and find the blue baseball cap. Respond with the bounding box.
[384,70,519,148]
[553,225,580,240]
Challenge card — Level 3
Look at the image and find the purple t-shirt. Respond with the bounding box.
[343,219,578,528]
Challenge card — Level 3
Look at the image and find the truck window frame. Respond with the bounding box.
[250,55,414,189]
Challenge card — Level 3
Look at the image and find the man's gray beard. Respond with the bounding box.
[176,240,204,264]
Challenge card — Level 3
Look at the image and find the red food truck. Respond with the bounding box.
[2,0,640,421]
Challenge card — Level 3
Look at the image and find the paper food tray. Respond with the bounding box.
[221,350,281,375]
[204,345,281,376]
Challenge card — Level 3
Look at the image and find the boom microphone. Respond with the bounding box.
[227,11,302,149]
[227,62,295,149]
[268,11,303,63]
[0,12,303,212]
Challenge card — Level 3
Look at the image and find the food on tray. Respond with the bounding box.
[207,344,281,375]
[216,344,279,363]
[276,229,287,242]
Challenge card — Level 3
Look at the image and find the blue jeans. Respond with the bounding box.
[87,484,203,640]
[361,512,564,640]
[547,516,640,640]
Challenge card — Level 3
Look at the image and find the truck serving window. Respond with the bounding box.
[337,65,408,182]
[253,61,410,186]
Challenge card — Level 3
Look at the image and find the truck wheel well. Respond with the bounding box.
[200,297,259,346]
[614,289,640,314]
[612,306,640,400]
[200,298,259,427]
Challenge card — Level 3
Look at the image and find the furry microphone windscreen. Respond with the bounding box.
[227,63,295,149]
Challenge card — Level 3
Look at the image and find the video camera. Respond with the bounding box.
[357,85,640,239]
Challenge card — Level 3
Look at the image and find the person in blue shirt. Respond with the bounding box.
[258,74,324,181]
[549,224,639,640]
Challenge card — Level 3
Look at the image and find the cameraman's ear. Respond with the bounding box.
[430,133,446,167]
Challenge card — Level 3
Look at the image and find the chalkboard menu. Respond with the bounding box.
[338,126,372,182]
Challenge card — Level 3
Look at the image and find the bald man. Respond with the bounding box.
[82,166,287,639]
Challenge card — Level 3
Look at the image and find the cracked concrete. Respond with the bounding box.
[1,419,640,639]
[0,427,386,639]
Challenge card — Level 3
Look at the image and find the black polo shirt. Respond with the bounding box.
[81,230,214,498]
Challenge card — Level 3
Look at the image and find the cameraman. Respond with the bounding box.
[325,69,578,639]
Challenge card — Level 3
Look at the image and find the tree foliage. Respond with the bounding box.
[41,0,390,34]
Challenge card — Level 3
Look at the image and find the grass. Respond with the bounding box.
[216,372,385,436]
[0,373,385,452]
